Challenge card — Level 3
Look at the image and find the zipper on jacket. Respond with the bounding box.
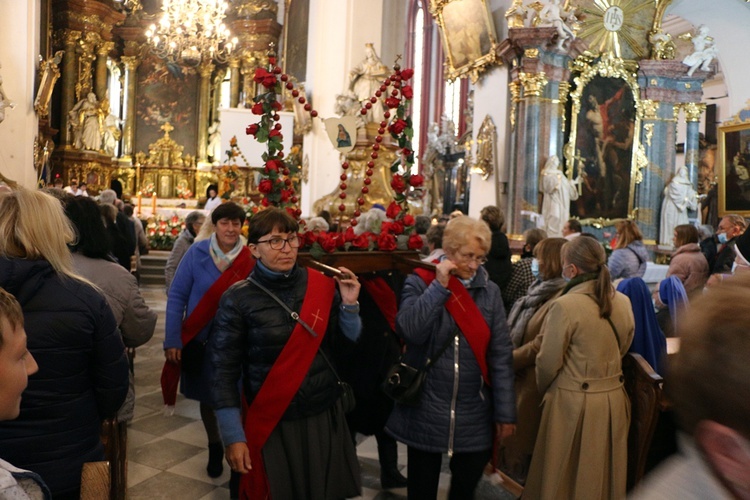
[448,334,460,457]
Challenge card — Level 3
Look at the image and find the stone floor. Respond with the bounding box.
[127,285,514,499]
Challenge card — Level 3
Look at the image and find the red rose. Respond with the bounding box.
[258,179,273,194]
[402,214,415,226]
[285,207,296,218]
[390,220,405,235]
[385,96,400,109]
[265,159,282,172]
[261,197,270,207]
[253,68,277,88]
[301,231,316,246]
[401,85,413,100]
[400,69,414,80]
[271,101,283,111]
[343,226,356,243]
[409,174,424,187]
[380,221,392,234]
[280,189,293,202]
[390,174,406,193]
[251,102,264,115]
[171,227,180,236]
[407,233,424,250]
[352,233,371,249]
[269,129,283,140]
[388,119,408,135]
[377,232,397,251]
[386,201,401,219]
[246,123,259,136]
[318,233,338,253]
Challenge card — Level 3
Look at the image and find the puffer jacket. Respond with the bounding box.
[0,258,129,497]
[386,266,515,454]
[608,240,650,279]
[667,243,709,295]
[210,264,344,420]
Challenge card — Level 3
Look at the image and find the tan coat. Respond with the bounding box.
[524,281,635,500]
[500,289,562,482]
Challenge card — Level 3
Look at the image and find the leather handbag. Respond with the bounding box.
[383,328,458,406]
[181,338,207,376]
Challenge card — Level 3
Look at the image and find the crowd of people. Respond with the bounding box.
[0,181,749,499]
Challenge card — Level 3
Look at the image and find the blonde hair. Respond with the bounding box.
[562,236,613,318]
[0,188,78,278]
[443,216,492,255]
[614,219,643,249]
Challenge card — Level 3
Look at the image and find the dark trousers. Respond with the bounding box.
[407,446,491,500]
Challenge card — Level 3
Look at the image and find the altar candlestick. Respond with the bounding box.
[136,194,142,216]
[151,193,157,214]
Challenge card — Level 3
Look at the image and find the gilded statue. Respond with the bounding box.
[505,0,531,29]
[648,30,675,60]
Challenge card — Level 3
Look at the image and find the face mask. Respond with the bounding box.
[531,258,540,279]
[718,232,728,244]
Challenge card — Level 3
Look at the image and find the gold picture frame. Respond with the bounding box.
[717,120,750,217]
[430,0,500,82]
[563,53,647,227]
[34,51,64,117]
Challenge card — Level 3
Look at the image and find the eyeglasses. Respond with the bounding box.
[456,250,487,265]
[255,234,301,250]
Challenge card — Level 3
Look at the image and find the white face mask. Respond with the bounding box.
[531,258,540,279]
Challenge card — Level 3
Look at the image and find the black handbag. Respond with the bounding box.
[383,328,458,406]
[181,338,207,376]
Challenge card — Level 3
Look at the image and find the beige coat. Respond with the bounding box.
[524,281,635,500]
[500,289,562,483]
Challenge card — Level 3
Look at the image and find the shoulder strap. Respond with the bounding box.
[423,328,459,371]
[626,246,644,264]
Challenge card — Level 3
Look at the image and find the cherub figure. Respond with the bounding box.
[539,0,577,50]
[682,25,718,77]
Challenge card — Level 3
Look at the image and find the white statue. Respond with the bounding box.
[682,26,718,77]
[68,92,103,151]
[334,90,365,129]
[207,120,222,163]
[539,0,577,50]
[101,99,122,157]
[347,43,389,125]
[540,155,581,237]
[0,64,15,124]
[659,166,698,246]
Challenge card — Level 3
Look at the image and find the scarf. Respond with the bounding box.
[209,233,243,272]
[561,272,598,295]
[507,277,566,348]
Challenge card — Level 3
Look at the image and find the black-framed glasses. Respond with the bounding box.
[255,234,301,250]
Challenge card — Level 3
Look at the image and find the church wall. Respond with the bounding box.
[0,0,41,188]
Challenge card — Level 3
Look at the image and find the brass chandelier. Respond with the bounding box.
[145,0,238,66]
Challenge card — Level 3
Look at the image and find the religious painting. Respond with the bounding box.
[564,56,644,226]
[430,0,499,82]
[135,55,199,159]
[323,116,357,154]
[717,122,750,216]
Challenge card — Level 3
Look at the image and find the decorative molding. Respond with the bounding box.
[519,72,548,97]
[681,102,706,122]
[472,115,496,181]
[639,99,659,120]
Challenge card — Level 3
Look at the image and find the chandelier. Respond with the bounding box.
[145,0,238,66]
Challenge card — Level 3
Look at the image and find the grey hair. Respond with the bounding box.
[185,210,206,227]
[99,189,117,205]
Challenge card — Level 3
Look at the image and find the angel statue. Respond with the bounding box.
[681,26,718,77]
[538,0,577,50]
[347,43,389,125]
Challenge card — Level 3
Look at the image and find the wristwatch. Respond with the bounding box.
[340,301,360,313]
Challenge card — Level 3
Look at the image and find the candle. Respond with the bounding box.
[151,193,157,214]
[136,194,142,216]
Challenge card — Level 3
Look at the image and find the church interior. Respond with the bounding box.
[1,0,750,499]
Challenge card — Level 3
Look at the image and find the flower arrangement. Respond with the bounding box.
[175,184,193,199]
[146,214,185,250]
[140,183,155,197]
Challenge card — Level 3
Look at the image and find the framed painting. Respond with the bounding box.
[564,56,645,226]
[430,0,499,82]
[717,122,750,216]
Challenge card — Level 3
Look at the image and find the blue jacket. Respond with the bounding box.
[386,266,515,454]
[608,240,649,279]
[0,258,128,496]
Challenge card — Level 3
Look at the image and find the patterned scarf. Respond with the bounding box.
[507,277,566,348]
[209,233,244,272]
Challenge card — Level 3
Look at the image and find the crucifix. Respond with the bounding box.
[310,309,324,331]
[450,293,466,313]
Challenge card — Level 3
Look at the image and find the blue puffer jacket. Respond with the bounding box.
[0,258,129,497]
[385,266,515,454]
[608,240,650,279]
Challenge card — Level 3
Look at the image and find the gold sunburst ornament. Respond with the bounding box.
[575,0,653,59]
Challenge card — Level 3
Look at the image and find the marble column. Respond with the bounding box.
[95,41,114,101]
[121,55,140,160]
[682,102,706,189]
[229,57,241,108]
[197,62,214,163]
[59,30,81,147]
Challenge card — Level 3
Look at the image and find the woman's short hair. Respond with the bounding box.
[523,228,548,251]
[722,214,748,233]
[443,216,492,255]
[415,215,431,235]
[614,219,643,249]
[533,237,567,280]
[65,196,111,260]
[206,184,218,198]
[211,202,246,225]
[479,206,504,231]
[426,224,444,249]
[674,224,700,247]
[0,188,77,277]
[305,216,329,232]
[248,208,299,244]
[185,210,206,228]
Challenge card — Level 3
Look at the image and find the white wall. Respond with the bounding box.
[0,0,40,188]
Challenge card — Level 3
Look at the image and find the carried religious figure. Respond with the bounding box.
[0,64,15,124]
[68,92,103,151]
[659,166,698,246]
[207,120,222,163]
[540,155,581,237]
[538,0,577,50]
[347,43,389,125]
[681,25,718,77]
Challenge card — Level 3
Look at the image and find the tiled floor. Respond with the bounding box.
[128,285,514,499]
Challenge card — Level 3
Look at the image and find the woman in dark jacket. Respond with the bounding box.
[386,215,516,499]
[480,206,513,301]
[0,188,129,499]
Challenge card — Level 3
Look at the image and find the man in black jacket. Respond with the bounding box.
[711,214,747,275]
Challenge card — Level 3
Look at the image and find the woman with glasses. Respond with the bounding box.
[163,202,254,480]
[386,215,516,499]
[210,208,363,499]
[524,236,635,499]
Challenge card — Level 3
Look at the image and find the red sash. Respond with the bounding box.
[240,268,335,500]
[361,276,398,332]
[160,247,254,406]
[414,268,491,385]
